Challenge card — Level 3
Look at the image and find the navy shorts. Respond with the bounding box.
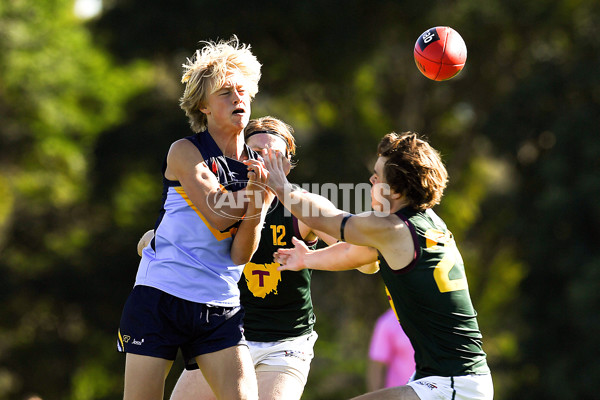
[117,285,246,365]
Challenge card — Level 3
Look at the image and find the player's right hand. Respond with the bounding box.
[262,148,290,194]
[275,237,310,271]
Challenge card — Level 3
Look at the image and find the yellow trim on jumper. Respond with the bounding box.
[117,329,124,349]
[174,186,233,241]
[385,286,399,321]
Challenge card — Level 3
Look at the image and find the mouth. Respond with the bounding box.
[232,107,245,115]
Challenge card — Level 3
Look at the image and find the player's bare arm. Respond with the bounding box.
[301,225,379,274]
[230,158,273,265]
[263,149,348,238]
[275,237,379,272]
[264,149,414,271]
[263,149,391,246]
[165,138,247,231]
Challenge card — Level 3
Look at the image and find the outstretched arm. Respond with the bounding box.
[302,226,380,274]
[275,237,379,272]
[263,150,349,240]
[264,149,415,272]
[263,150,388,247]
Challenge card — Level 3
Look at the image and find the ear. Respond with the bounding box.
[390,189,402,200]
[198,104,209,115]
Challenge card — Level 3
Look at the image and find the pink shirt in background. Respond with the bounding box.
[368,308,416,387]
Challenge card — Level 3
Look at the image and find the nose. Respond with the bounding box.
[233,88,243,103]
[369,174,376,185]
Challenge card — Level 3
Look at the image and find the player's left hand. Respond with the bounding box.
[243,158,268,184]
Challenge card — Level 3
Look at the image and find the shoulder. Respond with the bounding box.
[165,138,208,181]
[167,138,204,164]
[347,212,413,248]
[348,212,416,270]
[169,137,197,154]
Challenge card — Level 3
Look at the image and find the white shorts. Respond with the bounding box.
[408,373,493,400]
[247,331,318,386]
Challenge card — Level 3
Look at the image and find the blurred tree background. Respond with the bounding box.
[0,0,598,399]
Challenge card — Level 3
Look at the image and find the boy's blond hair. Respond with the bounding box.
[180,36,262,133]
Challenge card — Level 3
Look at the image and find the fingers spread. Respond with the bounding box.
[276,248,294,255]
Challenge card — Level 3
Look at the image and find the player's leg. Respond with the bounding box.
[181,304,257,399]
[195,345,258,400]
[250,331,318,400]
[353,373,493,400]
[350,385,421,400]
[123,353,173,400]
[169,369,217,400]
[118,286,180,400]
[256,369,305,400]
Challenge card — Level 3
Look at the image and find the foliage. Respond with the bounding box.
[0,0,152,398]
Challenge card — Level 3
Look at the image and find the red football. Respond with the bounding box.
[414,26,467,81]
